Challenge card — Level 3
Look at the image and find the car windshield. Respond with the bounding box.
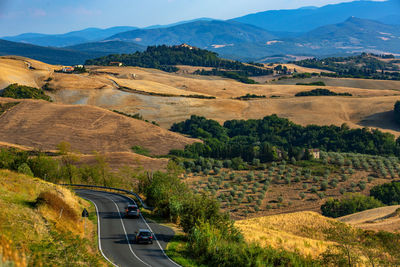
[128,207,137,211]
[139,232,151,237]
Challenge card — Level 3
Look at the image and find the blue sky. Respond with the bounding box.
[0,0,385,36]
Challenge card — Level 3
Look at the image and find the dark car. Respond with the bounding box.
[125,204,140,218]
[134,229,154,244]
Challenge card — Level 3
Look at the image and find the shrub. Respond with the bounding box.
[17,163,33,176]
[370,182,400,205]
[0,83,51,101]
[320,181,328,191]
[321,194,384,218]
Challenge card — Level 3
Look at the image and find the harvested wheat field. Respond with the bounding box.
[2,57,400,137]
[0,98,197,155]
[0,56,54,89]
[339,205,400,232]
[235,211,338,258]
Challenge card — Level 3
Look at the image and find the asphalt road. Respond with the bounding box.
[76,189,180,267]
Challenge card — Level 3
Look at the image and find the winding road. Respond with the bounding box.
[76,189,180,267]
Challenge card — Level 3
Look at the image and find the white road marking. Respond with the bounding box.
[104,195,152,267]
[79,190,180,267]
[122,195,182,267]
[80,196,119,267]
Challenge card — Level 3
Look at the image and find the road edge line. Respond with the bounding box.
[80,195,119,267]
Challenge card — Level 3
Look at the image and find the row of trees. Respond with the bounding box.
[170,115,400,163]
[86,45,270,76]
[293,53,400,80]
[0,144,126,188]
[295,88,352,97]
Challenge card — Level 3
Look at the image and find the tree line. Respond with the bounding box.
[170,115,400,163]
[295,88,352,97]
[85,45,271,83]
[293,53,400,80]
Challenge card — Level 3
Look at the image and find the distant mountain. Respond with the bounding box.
[232,0,399,32]
[144,18,213,29]
[295,17,400,54]
[66,40,146,54]
[2,26,138,47]
[107,20,276,48]
[0,39,104,65]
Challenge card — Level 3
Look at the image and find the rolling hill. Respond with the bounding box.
[297,17,400,54]
[0,98,197,155]
[107,20,276,49]
[232,0,400,32]
[2,26,138,47]
[0,39,104,65]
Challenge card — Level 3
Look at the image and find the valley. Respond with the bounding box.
[1,1,400,264]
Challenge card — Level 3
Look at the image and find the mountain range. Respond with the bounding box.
[2,26,138,47]
[232,0,399,32]
[1,0,399,64]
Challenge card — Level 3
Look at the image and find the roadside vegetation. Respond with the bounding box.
[2,141,400,265]
[0,83,51,101]
[0,169,105,266]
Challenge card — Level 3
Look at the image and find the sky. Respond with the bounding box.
[0,0,387,36]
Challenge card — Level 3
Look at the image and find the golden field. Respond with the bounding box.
[1,56,400,137]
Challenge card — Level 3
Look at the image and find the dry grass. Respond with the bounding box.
[0,236,27,267]
[78,151,169,171]
[339,205,400,232]
[0,169,106,266]
[235,211,337,258]
[2,57,400,137]
[0,98,197,155]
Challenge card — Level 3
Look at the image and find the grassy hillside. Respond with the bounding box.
[235,212,336,258]
[0,98,197,155]
[235,211,400,265]
[0,169,105,266]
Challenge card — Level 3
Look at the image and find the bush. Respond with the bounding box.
[321,194,384,218]
[370,182,400,205]
[0,83,51,101]
[17,163,33,176]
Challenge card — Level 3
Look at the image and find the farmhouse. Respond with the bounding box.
[308,149,320,159]
[62,66,74,73]
[110,62,123,67]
